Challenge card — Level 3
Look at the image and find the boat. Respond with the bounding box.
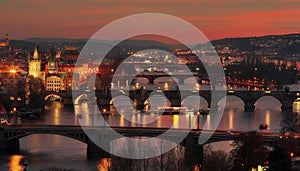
[157,107,191,115]
[259,123,268,130]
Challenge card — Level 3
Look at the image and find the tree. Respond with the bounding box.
[268,145,292,171]
[268,136,300,171]
[230,132,268,171]
[203,145,232,171]
[26,76,45,110]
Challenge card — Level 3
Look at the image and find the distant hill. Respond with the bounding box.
[25,37,88,42]
[211,33,300,49]
[11,33,300,59]
[115,39,186,51]
[22,38,186,52]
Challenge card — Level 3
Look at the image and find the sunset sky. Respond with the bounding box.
[0,0,299,40]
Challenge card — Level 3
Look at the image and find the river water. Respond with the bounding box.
[0,85,299,170]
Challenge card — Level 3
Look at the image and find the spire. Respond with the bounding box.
[51,47,56,58]
[49,45,57,61]
[5,33,8,41]
[33,44,39,59]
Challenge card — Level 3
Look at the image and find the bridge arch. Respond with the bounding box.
[254,95,282,111]
[6,132,88,144]
[181,95,209,109]
[144,93,171,110]
[134,77,150,85]
[153,77,179,85]
[44,94,63,102]
[183,77,199,85]
[74,94,89,105]
[20,134,88,149]
[217,95,245,110]
[109,95,134,111]
[107,93,134,113]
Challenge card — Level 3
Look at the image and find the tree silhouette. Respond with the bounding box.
[203,145,232,171]
[268,145,292,171]
[230,132,268,170]
[26,76,45,110]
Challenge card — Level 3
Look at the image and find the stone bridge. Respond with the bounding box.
[45,89,300,112]
[95,89,300,112]
[112,71,200,85]
[0,125,291,159]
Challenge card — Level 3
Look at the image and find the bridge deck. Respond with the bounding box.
[1,125,289,141]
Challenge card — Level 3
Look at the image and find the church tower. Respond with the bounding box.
[47,48,58,74]
[28,44,41,78]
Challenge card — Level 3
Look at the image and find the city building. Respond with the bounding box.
[45,74,61,92]
[0,71,25,110]
[46,50,59,74]
[44,47,80,92]
[0,33,9,59]
[60,72,79,91]
[28,45,42,79]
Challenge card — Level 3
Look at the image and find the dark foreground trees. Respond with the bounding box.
[268,136,300,171]
[203,146,232,171]
[26,76,45,110]
[268,145,292,171]
[230,132,268,171]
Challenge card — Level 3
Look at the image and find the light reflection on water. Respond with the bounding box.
[97,158,111,171]
[8,155,24,171]
[1,95,299,170]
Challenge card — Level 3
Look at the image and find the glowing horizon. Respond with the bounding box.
[1,0,299,41]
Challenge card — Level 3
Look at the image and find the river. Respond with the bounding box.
[0,84,299,170]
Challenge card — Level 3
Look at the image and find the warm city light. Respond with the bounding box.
[1,1,300,169]
[9,69,17,73]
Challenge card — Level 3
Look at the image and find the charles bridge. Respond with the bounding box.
[46,89,300,112]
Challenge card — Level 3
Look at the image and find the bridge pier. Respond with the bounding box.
[170,99,181,107]
[87,141,111,160]
[63,98,73,106]
[208,101,218,112]
[133,99,145,111]
[281,99,294,113]
[148,78,155,84]
[178,78,185,85]
[281,105,293,113]
[99,104,111,112]
[244,105,255,112]
[97,98,111,112]
[244,102,255,112]
[184,133,203,171]
[0,130,19,152]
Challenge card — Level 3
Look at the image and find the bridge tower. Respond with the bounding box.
[28,44,42,79]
